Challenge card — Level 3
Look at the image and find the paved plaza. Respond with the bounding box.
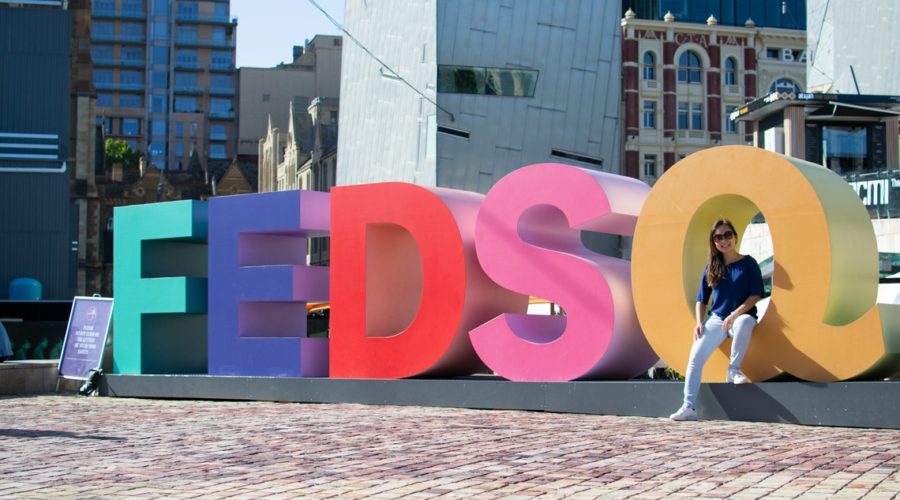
[0,394,898,498]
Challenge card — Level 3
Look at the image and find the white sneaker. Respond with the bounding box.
[669,405,698,421]
[726,368,750,385]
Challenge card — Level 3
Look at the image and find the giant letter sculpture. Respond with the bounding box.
[632,145,900,382]
[208,191,330,376]
[330,183,526,378]
[471,163,658,381]
[112,201,208,374]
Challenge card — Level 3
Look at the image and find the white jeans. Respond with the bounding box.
[683,314,756,408]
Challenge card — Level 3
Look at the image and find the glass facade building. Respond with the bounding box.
[622,0,806,29]
[90,0,237,171]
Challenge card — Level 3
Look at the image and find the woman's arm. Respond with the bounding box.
[723,294,760,332]
[694,301,707,340]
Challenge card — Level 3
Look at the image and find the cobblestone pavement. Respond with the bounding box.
[0,395,898,499]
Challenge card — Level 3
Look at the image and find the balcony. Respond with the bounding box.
[173,86,204,95]
[209,87,235,96]
[209,63,235,73]
[93,58,145,68]
[91,8,117,18]
[175,13,237,26]
[92,9,146,19]
[93,82,145,92]
[174,62,204,71]
[209,110,235,120]
[91,33,146,44]
[175,37,235,48]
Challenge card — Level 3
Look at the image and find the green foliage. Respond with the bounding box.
[104,139,141,168]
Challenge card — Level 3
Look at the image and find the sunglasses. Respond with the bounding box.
[713,230,735,242]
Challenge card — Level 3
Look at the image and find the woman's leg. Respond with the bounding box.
[683,316,728,408]
[728,314,757,371]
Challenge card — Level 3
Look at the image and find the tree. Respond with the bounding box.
[104,139,141,168]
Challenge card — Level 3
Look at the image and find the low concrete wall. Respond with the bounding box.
[0,360,80,395]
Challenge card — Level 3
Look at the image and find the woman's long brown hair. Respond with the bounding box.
[707,219,737,287]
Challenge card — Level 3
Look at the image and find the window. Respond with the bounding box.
[678,102,704,130]
[822,126,868,172]
[92,21,114,36]
[97,116,111,134]
[211,27,225,42]
[122,118,140,136]
[92,69,113,84]
[725,106,737,133]
[174,97,197,112]
[152,0,168,14]
[210,124,226,140]
[122,0,143,15]
[677,51,702,84]
[120,94,142,108]
[769,78,800,94]
[214,3,228,20]
[210,144,226,159]
[643,154,658,178]
[151,70,167,88]
[211,98,231,113]
[262,94,270,102]
[152,46,168,64]
[210,74,232,88]
[151,121,166,137]
[189,121,198,137]
[175,73,197,87]
[211,51,232,68]
[724,58,737,86]
[643,101,656,129]
[92,45,113,62]
[120,70,142,84]
[177,26,198,41]
[691,103,703,130]
[121,23,143,37]
[152,21,168,40]
[149,141,165,157]
[766,48,780,59]
[330,111,338,124]
[437,65,539,97]
[175,122,184,137]
[177,1,198,17]
[174,142,184,157]
[93,0,114,13]
[176,49,197,65]
[151,95,166,113]
[123,47,144,63]
[643,52,656,80]
[97,93,113,107]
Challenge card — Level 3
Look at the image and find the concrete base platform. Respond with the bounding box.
[101,375,900,429]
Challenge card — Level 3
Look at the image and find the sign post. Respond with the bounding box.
[58,296,113,383]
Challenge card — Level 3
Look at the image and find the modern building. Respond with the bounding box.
[337,0,623,193]
[88,0,238,172]
[236,35,341,159]
[620,1,806,182]
[0,2,75,299]
[806,0,900,95]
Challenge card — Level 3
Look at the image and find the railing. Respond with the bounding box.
[173,86,204,95]
[93,58,145,68]
[209,87,235,96]
[174,13,235,25]
[174,62,204,71]
[93,82,145,92]
[175,37,235,48]
[209,110,235,119]
[209,63,235,72]
[91,33,146,43]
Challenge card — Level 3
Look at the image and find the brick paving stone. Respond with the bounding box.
[1,394,899,498]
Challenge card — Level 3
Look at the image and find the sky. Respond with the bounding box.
[231,0,345,68]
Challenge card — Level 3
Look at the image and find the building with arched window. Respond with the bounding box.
[621,8,805,182]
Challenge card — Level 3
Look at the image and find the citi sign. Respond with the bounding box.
[113,146,900,383]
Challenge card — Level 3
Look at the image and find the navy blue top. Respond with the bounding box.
[696,256,764,319]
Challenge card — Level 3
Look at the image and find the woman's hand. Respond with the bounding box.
[723,313,735,333]
[693,322,704,340]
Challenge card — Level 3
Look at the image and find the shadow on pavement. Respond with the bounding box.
[0,428,125,441]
